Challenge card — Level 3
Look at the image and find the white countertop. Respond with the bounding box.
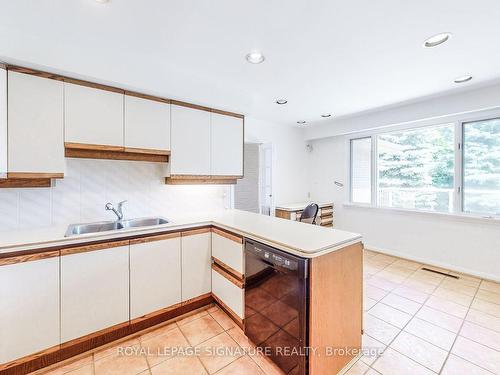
[275,201,333,211]
[0,209,360,258]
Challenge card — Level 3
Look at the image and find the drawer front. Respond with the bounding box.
[211,229,244,275]
[211,269,244,319]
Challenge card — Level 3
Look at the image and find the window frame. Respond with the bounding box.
[349,136,374,205]
[347,109,500,219]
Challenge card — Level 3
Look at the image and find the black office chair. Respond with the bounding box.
[300,203,319,224]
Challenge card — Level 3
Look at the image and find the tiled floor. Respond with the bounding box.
[36,250,500,375]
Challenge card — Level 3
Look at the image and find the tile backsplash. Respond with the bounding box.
[0,159,231,231]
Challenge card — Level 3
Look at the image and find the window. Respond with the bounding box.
[463,118,500,215]
[377,124,455,212]
[350,137,372,204]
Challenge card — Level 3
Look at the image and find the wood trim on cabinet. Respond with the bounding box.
[129,232,180,245]
[60,240,130,256]
[0,250,59,266]
[211,256,244,280]
[170,99,213,113]
[62,77,124,94]
[124,91,170,104]
[64,142,123,152]
[123,147,170,156]
[7,172,64,179]
[0,178,52,188]
[6,66,65,81]
[65,144,169,163]
[210,108,245,119]
[211,262,244,289]
[212,294,244,329]
[308,242,363,375]
[275,209,292,220]
[181,227,211,237]
[0,63,7,70]
[165,177,237,185]
[211,227,243,244]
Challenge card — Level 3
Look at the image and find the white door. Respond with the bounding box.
[8,71,65,174]
[170,104,211,175]
[0,67,6,178]
[260,143,274,215]
[64,82,124,147]
[181,231,212,301]
[0,257,59,363]
[210,113,243,176]
[61,245,129,342]
[124,95,171,151]
[130,235,181,319]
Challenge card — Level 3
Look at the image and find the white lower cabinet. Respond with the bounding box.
[61,244,129,342]
[130,234,182,319]
[0,257,59,364]
[211,269,244,319]
[211,229,244,275]
[181,230,212,302]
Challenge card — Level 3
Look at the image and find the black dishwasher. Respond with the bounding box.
[244,239,309,375]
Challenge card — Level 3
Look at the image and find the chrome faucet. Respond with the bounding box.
[105,200,127,221]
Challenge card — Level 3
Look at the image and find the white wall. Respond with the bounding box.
[0,158,230,232]
[245,117,309,206]
[308,130,500,282]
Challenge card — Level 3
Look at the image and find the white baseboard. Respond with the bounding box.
[365,244,500,283]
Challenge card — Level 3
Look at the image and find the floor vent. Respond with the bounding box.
[421,267,459,279]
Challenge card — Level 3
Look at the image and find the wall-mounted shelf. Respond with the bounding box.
[65,143,170,163]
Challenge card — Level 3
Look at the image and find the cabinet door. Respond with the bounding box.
[0,257,59,364]
[124,95,170,151]
[212,229,244,275]
[210,113,243,176]
[181,230,211,302]
[64,83,123,147]
[212,269,244,319]
[0,67,6,178]
[8,71,64,174]
[61,244,129,342]
[130,235,181,319]
[170,104,210,175]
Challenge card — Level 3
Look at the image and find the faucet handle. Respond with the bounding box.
[105,202,114,210]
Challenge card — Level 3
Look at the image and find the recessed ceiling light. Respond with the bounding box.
[454,75,472,83]
[297,121,306,125]
[321,114,332,118]
[423,32,452,48]
[246,51,265,64]
[275,99,288,105]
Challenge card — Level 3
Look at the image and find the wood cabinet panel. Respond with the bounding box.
[61,245,129,342]
[64,82,124,147]
[130,236,181,319]
[0,257,59,364]
[210,112,243,176]
[124,94,171,152]
[181,231,212,301]
[8,71,64,174]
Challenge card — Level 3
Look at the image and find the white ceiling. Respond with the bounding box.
[1,0,500,127]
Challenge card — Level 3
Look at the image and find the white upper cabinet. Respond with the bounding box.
[124,95,170,151]
[181,231,212,302]
[0,67,6,178]
[8,71,64,175]
[130,235,181,319]
[210,113,243,176]
[64,83,124,147]
[0,257,60,364]
[170,104,211,175]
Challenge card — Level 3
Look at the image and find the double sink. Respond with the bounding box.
[65,217,169,237]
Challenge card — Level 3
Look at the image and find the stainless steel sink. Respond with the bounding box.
[65,217,169,237]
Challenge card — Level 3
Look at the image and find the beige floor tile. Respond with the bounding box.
[404,318,456,351]
[215,355,264,375]
[460,321,500,351]
[471,298,500,318]
[209,309,236,330]
[150,355,207,375]
[441,278,479,295]
[449,272,482,286]
[141,326,190,367]
[407,271,443,286]
[249,352,284,375]
[359,335,386,366]
[381,293,421,315]
[226,326,255,351]
[368,303,412,328]
[364,285,389,301]
[451,336,500,373]
[372,348,434,375]
[45,363,93,375]
[364,297,378,311]
[140,322,178,342]
[416,306,463,333]
[364,249,379,257]
[476,289,500,305]
[390,331,447,372]
[367,276,399,292]
[365,369,382,375]
[433,287,474,307]
[403,278,438,294]
[391,259,422,271]
[441,354,494,375]
[196,332,243,374]
[466,308,500,333]
[176,310,209,326]
[392,285,429,304]
[383,264,416,276]
[43,356,93,375]
[425,295,469,319]
[206,304,220,313]
[179,314,224,346]
[480,280,500,294]
[376,270,408,284]
[344,359,369,374]
[373,253,397,263]
[363,315,400,345]
[94,351,149,375]
[94,338,141,361]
